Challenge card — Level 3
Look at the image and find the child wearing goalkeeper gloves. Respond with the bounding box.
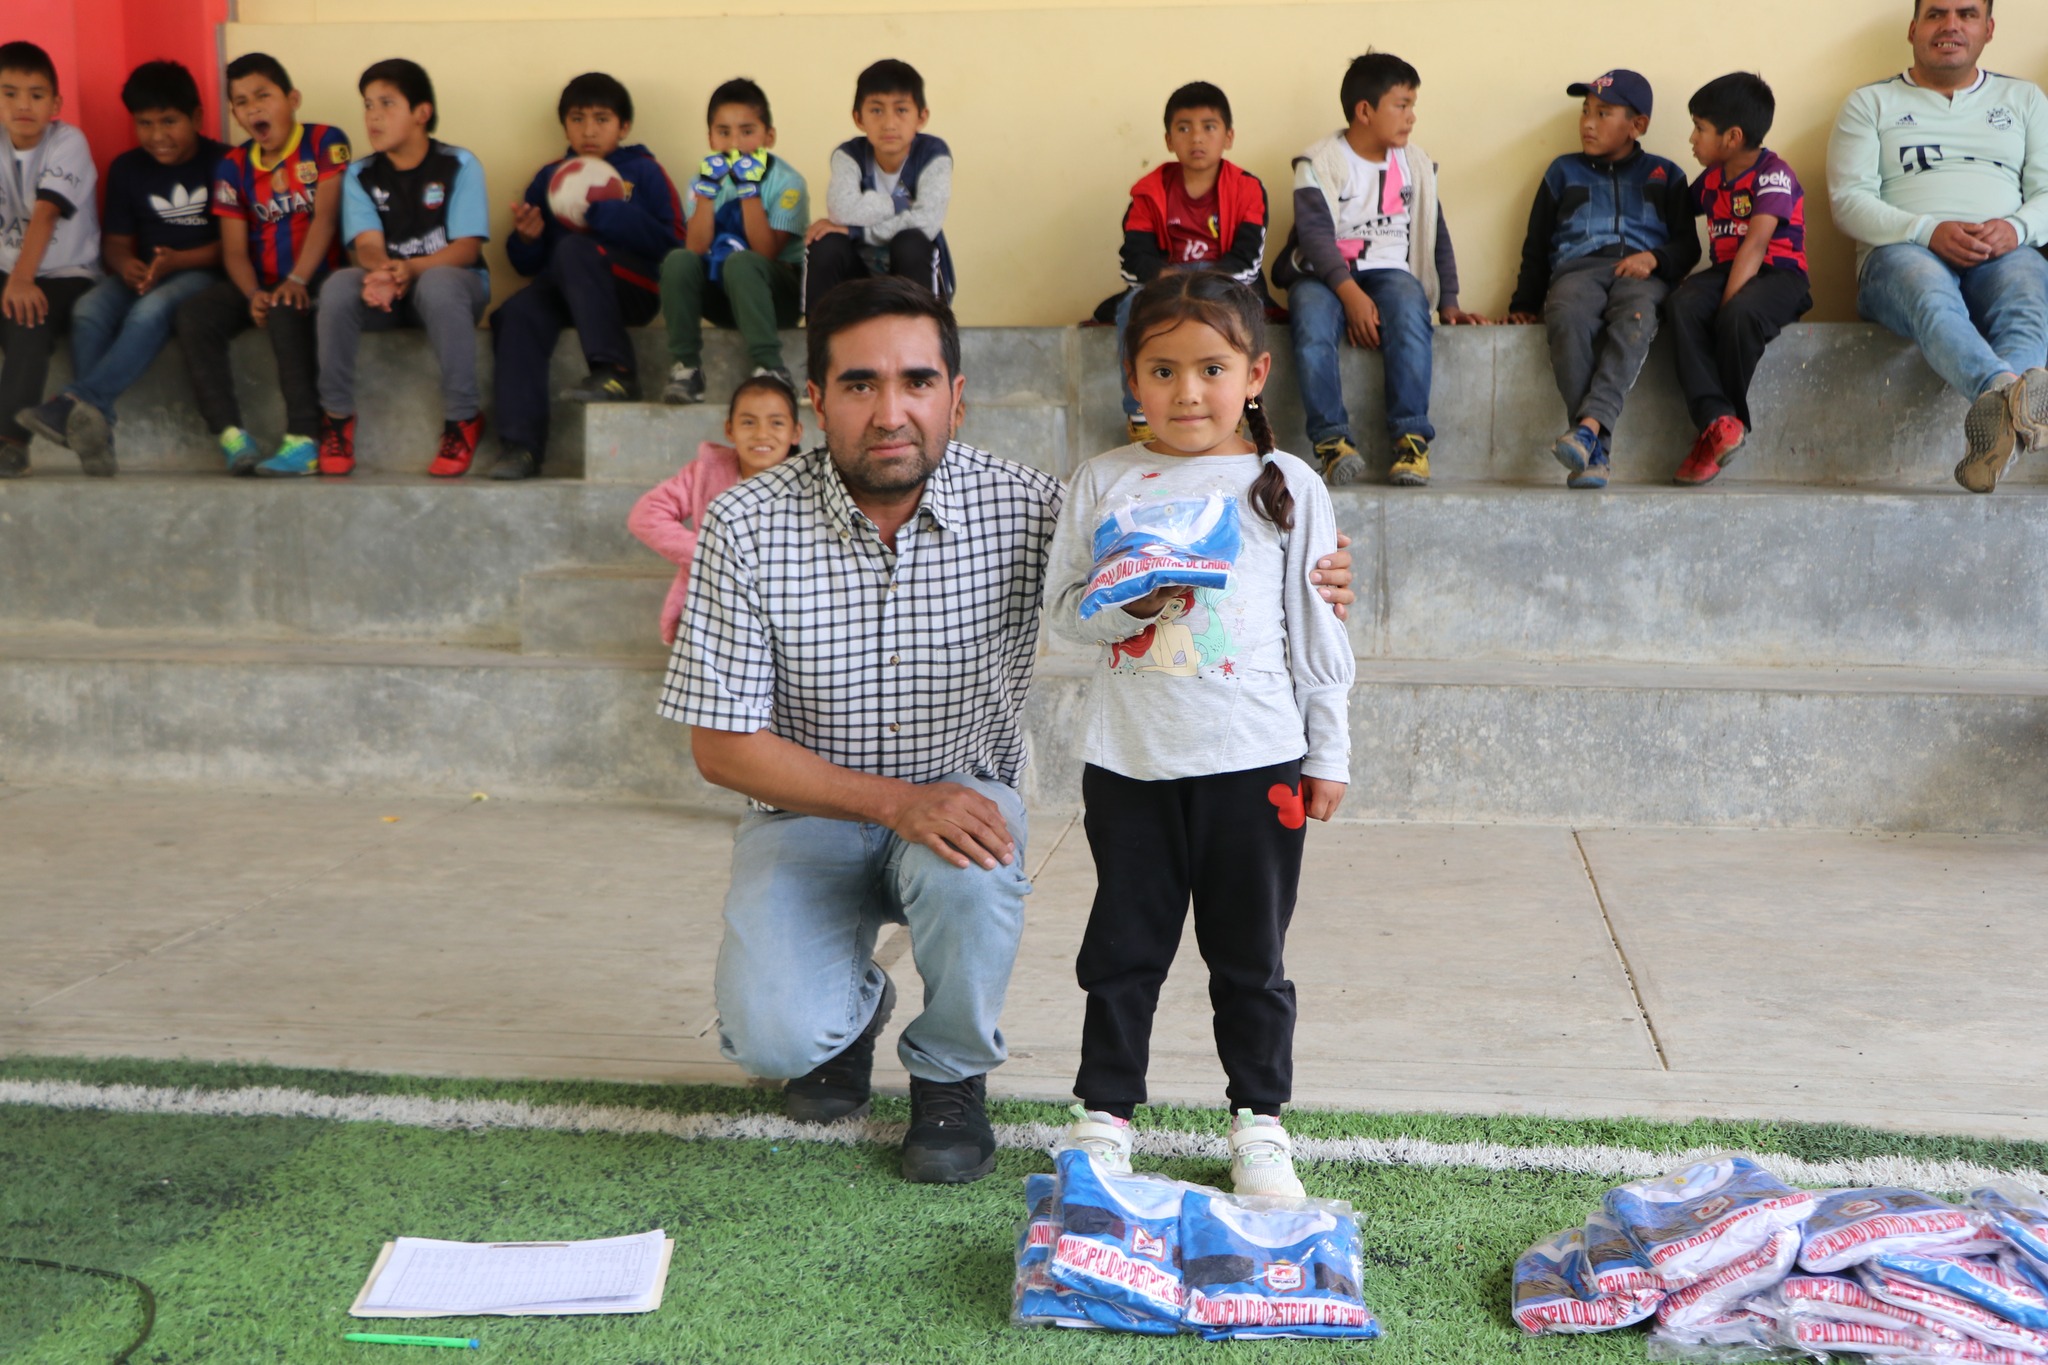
[659,78,809,405]
[1045,269,1355,1199]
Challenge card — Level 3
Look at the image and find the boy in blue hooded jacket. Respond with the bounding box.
[488,71,682,479]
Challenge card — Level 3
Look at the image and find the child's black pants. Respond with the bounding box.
[803,230,944,316]
[0,273,91,447]
[489,234,659,463]
[175,279,321,439]
[1073,758,1304,1118]
[1665,262,1811,432]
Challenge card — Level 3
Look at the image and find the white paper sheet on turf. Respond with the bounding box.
[349,1229,672,1317]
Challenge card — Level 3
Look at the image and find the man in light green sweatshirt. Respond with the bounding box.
[1827,0,2048,493]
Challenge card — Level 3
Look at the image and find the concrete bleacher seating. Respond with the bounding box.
[4,323,2046,832]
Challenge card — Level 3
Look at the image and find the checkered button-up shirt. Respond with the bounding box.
[657,442,1065,789]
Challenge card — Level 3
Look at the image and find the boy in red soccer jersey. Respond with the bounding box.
[173,52,349,476]
[1665,73,1811,486]
[1108,81,1269,445]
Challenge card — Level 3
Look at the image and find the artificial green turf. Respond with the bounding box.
[6,1054,2047,1363]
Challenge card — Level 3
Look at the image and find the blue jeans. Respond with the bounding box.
[64,269,220,421]
[713,772,1032,1084]
[1857,243,2048,400]
[1287,271,1435,446]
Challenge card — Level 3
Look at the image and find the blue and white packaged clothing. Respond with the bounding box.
[1653,1227,1799,1332]
[1077,490,1241,620]
[1784,1315,2038,1361]
[1512,1228,1661,1334]
[1045,1149,1186,1332]
[1584,1208,1664,1303]
[1854,1255,2048,1354]
[1774,1273,1975,1344]
[1013,1173,1098,1330]
[1971,1182,2048,1280]
[1179,1188,1379,1340]
[1603,1153,1818,1287]
[1801,1188,1994,1274]
[1646,1304,1778,1355]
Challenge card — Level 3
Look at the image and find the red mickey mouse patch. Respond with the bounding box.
[1267,783,1305,830]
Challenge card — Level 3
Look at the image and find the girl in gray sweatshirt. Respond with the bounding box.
[1045,270,1355,1200]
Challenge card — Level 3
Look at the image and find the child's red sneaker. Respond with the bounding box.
[1675,415,1746,486]
[318,414,356,476]
[428,414,485,478]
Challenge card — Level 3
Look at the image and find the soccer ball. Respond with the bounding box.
[547,156,627,229]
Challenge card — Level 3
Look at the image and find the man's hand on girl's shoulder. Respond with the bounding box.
[1302,777,1347,823]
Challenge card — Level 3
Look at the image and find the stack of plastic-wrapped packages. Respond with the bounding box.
[1512,1151,2048,1362]
[1012,1148,1381,1340]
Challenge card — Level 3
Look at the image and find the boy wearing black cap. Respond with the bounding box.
[1503,69,1698,489]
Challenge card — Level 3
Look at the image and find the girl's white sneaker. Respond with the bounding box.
[1228,1109,1305,1198]
[1060,1104,1134,1174]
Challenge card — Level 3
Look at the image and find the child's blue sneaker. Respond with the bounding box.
[1552,421,1599,475]
[254,433,319,478]
[220,425,264,477]
[1568,433,1612,490]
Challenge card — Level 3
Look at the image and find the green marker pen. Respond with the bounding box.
[344,1332,479,1349]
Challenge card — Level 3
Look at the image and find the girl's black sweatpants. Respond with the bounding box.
[1073,757,1305,1118]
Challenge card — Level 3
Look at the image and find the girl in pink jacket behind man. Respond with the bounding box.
[628,375,802,644]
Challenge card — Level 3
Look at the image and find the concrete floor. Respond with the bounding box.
[6,784,2046,1141]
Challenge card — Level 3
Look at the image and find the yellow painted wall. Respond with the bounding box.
[223,1,2048,326]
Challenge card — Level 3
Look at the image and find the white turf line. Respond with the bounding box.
[3,1078,2043,1195]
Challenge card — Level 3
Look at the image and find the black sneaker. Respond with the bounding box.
[784,975,895,1124]
[488,445,539,481]
[0,438,27,479]
[559,367,641,404]
[17,395,75,448]
[901,1074,996,1185]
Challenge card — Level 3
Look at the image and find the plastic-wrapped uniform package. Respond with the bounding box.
[1970,1183,2048,1280]
[1014,1173,1106,1330]
[1645,1304,1781,1359]
[1783,1317,2040,1362]
[1178,1188,1380,1341]
[1605,1154,1819,1289]
[1044,1149,1187,1334]
[1512,1228,1663,1334]
[1656,1228,1801,1333]
[1077,492,1241,619]
[1773,1273,1972,1344]
[1852,1256,2048,1354]
[1586,1208,1667,1305]
[1801,1189,1996,1274]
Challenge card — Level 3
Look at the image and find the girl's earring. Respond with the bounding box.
[1246,397,1262,412]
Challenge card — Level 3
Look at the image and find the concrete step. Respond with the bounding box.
[16,321,2021,488]
[0,475,653,645]
[520,565,671,660]
[579,399,1069,484]
[4,633,2043,832]
[11,475,2047,670]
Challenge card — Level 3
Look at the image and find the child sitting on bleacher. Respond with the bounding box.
[489,72,682,481]
[18,60,221,478]
[0,41,101,479]
[1502,69,1698,490]
[175,52,349,478]
[660,78,808,405]
[627,374,801,646]
[1665,72,1810,487]
[802,59,954,312]
[317,58,491,478]
[1108,81,1268,445]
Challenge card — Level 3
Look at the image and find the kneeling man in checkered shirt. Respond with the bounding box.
[657,276,1353,1185]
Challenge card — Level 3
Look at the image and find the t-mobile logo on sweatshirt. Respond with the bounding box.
[1898,144,1945,173]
